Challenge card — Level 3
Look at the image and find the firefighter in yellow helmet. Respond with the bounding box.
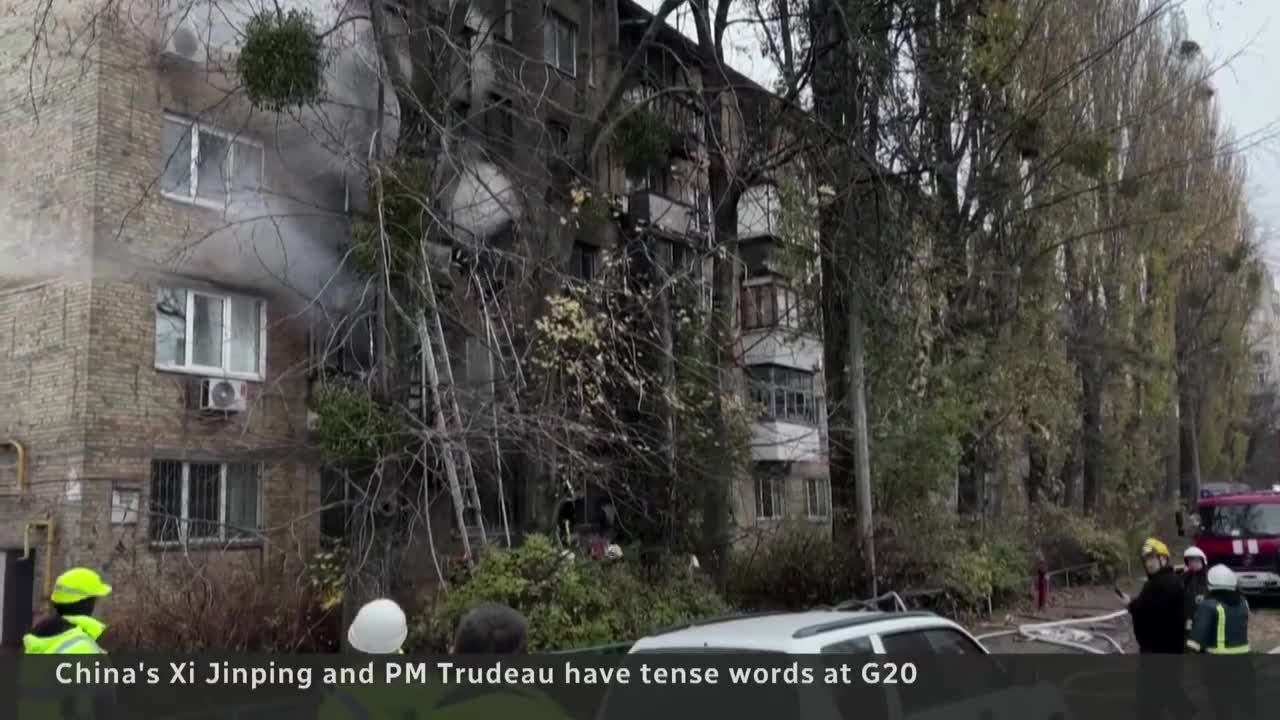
[1117,538,1185,652]
[19,568,115,720]
[24,567,113,654]
[1119,539,1194,720]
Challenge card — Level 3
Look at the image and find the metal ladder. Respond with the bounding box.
[471,269,519,546]
[418,246,488,562]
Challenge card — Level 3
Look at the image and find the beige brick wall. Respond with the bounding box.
[0,24,324,620]
[731,460,833,546]
[0,7,102,602]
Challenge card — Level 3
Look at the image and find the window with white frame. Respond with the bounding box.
[160,114,264,206]
[155,288,267,378]
[806,476,830,519]
[149,460,261,545]
[754,465,786,520]
[543,9,576,75]
[746,365,818,425]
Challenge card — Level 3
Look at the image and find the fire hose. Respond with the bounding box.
[981,611,1280,654]
[976,610,1129,654]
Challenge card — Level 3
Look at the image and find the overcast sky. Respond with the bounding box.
[640,0,1280,267]
[1183,0,1280,271]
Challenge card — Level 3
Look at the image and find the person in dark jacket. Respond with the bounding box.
[1182,546,1209,635]
[1119,538,1194,720]
[1187,565,1254,720]
[1121,538,1186,653]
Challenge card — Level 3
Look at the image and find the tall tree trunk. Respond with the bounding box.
[1081,362,1105,515]
[848,287,876,593]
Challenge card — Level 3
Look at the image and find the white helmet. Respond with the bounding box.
[1207,564,1238,591]
[1184,547,1207,562]
[347,598,408,654]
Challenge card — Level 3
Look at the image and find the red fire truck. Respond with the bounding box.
[1193,488,1280,594]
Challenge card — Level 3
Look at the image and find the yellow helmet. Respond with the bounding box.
[1141,538,1170,558]
[50,567,112,605]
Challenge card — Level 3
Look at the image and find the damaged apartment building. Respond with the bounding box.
[0,0,828,642]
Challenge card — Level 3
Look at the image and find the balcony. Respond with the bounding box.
[738,185,781,240]
[751,422,823,462]
[621,85,702,159]
[625,190,707,239]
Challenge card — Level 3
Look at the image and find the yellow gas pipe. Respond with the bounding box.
[5,439,54,598]
[23,517,56,599]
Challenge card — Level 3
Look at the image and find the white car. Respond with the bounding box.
[596,609,1073,720]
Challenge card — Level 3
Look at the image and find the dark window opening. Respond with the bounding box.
[741,282,802,330]
[483,95,515,156]
[570,242,598,282]
[754,463,786,520]
[320,469,352,546]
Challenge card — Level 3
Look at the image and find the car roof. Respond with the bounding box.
[1198,490,1280,505]
[629,610,947,652]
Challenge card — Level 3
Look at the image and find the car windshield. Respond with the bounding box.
[1200,503,1280,538]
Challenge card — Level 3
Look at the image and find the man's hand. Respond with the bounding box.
[1115,586,1131,605]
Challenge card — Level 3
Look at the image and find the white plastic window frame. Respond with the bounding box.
[160,113,265,209]
[155,288,269,382]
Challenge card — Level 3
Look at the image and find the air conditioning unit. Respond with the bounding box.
[199,377,248,413]
[164,20,206,62]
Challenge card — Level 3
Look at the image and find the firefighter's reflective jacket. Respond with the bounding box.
[19,616,113,719]
[1186,591,1250,654]
[23,615,107,655]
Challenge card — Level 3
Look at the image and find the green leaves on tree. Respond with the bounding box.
[349,159,435,276]
[614,107,677,175]
[309,383,401,462]
[1060,136,1111,176]
[239,9,328,112]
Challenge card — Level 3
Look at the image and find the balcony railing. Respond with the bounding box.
[625,190,707,238]
[621,85,702,154]
[622,189,711,237]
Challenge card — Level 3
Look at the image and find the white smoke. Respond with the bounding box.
[167,0,519,287]
[451,161,522,241]
[3,0,521,304]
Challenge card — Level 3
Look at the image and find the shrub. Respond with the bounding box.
[724,529,862,610]
[105,557,340,652]
[408,534,726,652]
[1032,505,1128,582]
[937,531,1029,609]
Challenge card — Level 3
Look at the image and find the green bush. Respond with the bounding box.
[408,535,726,652]
[1033,506,1128,582]
[937,532,1028,609]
